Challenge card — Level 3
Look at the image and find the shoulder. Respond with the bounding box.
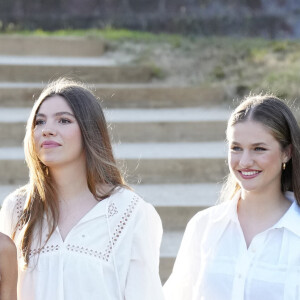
[0,233,16,255]
[111,187,150,211]
[0,186,27,236]
[110,187,161,225]
[2,186,27,212]
[187,200,231,231]
[112,186,141,202]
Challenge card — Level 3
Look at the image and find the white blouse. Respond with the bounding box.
[0,187,164,300]
[164,192,300,300]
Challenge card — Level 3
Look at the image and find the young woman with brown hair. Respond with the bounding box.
[0,78,164,300]
[164,95,300,300]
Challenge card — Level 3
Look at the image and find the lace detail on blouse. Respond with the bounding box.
[108,202,118,217]
[28,194,140,261]
[15,193,26,231]
[102,194,139,261]
[29,244,60,258]
[67,244,105,260]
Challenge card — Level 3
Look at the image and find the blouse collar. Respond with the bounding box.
[213,192,240,224]
[273,191,300,237]
[215,190,300,237]
[42,191,118,224]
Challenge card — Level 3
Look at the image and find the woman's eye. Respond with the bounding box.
[231,146,242,151]
[59,118,71,124]
[35,119,45,126]
[255,147,266,151]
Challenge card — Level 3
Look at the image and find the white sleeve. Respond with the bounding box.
[163,216,201,300]
[125,202,164,300]
[0,193,19,238]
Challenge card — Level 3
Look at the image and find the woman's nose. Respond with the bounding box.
[42,127,56,137]
[239,151,253,168]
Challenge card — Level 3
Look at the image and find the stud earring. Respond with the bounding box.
[282,162,286,170]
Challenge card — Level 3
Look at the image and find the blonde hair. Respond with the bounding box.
[221,94,300,204]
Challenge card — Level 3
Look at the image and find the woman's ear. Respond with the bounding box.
[283,144,292,163]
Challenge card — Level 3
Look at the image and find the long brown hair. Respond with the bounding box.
[16,78,127,265]
[221,94,300,205]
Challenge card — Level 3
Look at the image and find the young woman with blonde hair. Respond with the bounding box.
[164,95,300,300]
[0,78,164,300]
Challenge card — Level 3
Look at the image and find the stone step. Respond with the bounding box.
[136,183,220,230]
[0,56,118,66]
[1,183,220,205]
[160,256,174,284]
[0,143,228,185]
[2,120,228,144]
[161,231,183,258]
[0,183,220,230]
[0,35,106,57]
[0,107,230,145]
[0,57,153,83]
[0,82,226,108]
[160,230,184,283]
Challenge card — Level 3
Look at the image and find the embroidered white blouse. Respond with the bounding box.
[164,192,300,300]
[0,187,164,300]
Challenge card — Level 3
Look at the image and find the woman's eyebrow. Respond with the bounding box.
[252,142,268,146]
[36,111,75,117]
[230,141,268,146]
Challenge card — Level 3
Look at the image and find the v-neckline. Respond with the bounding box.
[57,193,115,242]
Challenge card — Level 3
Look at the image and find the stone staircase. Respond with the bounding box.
[0,35,230,283]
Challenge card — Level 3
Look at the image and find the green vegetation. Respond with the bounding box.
[1,28,300,101]
[0,27,184,46]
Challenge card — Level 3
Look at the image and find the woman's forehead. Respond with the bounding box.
[228,121,278,145]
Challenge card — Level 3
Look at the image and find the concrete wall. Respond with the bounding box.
[1,0,300,38]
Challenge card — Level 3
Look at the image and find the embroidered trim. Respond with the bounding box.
[16,195,24,219]
[28,194,140,261]
[108,202,118,217]
[15,194,26,231]
[29,244,59,258]
[67,244,105,260]
[103,194,139,261]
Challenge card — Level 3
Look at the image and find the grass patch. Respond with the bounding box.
[0,27,186,47]
[1,28,300,101]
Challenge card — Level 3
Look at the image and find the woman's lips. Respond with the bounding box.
[41,141,61,149]
[238,170,261,179]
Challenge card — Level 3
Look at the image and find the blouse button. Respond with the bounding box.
[82,235,85,238]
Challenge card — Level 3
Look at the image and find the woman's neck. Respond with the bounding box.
[239,187,288,217]
[237,187,291,247]
[49,161,90,203]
